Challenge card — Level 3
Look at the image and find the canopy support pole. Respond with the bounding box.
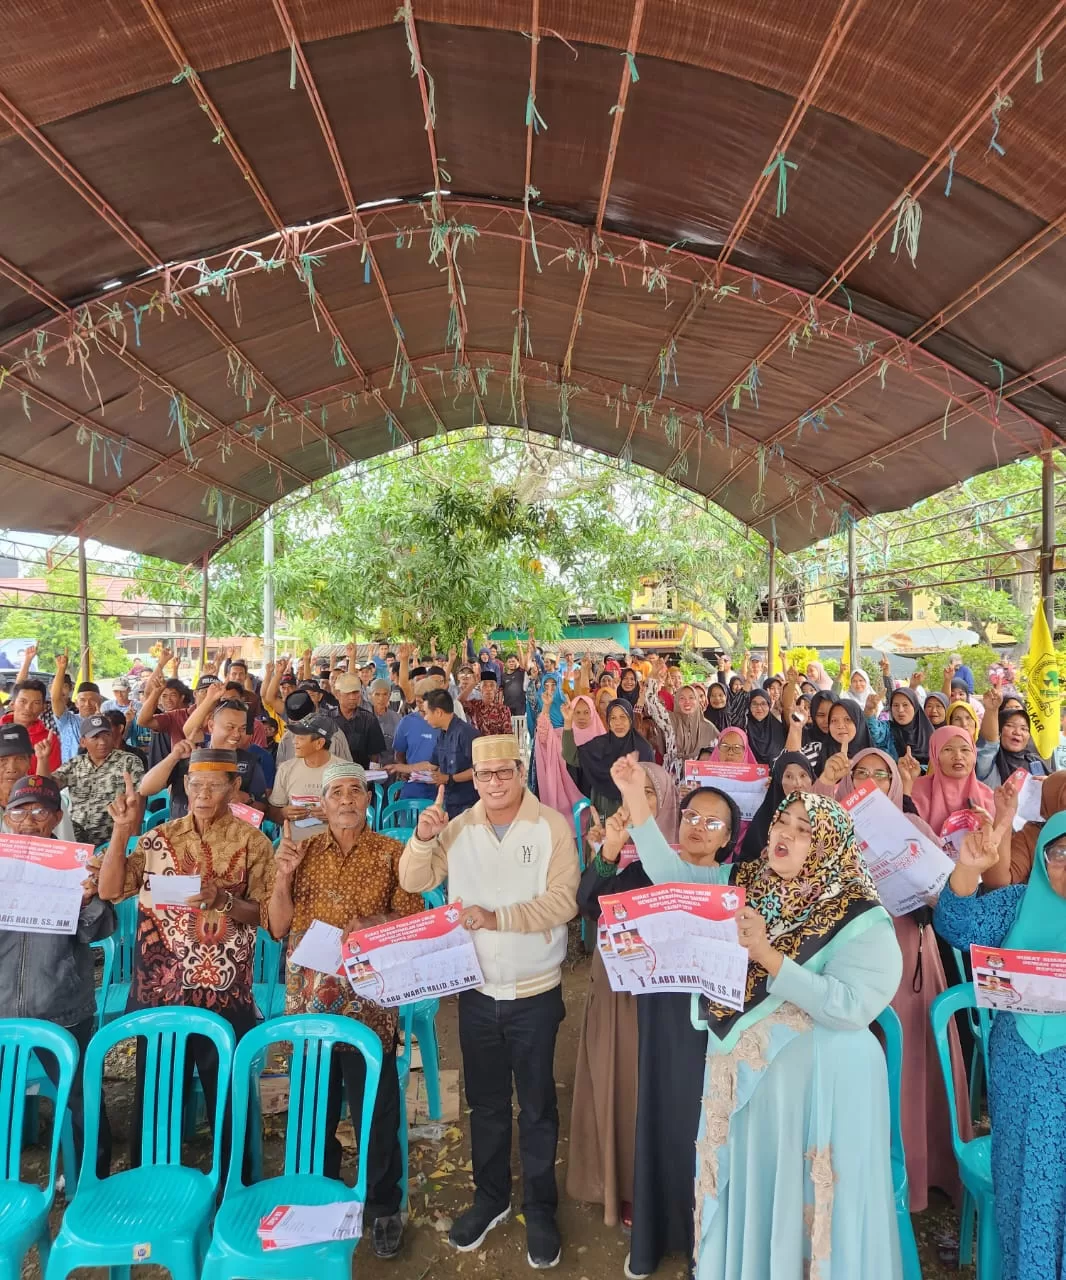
[263,508,275,666]
[1041,451,1056,633]
[77,537,90,683]
[847,521,859,675]
[767,542,777,674]
[199,551,209,674]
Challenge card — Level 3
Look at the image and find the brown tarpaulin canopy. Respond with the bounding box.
[0,0,1064,561]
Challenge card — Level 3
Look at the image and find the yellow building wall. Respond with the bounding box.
[750,589,941,649]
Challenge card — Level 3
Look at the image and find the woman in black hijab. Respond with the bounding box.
[745,688,786,766]
[565,698,654,815]
[737,751,815,863]
[704,680,730,733]
[976,706,1052,787]
[885,687,934,767]
[617,667,641,707]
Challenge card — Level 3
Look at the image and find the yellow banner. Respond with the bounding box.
[1025,601,1060,759]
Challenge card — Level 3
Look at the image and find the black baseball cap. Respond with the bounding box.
[76,681,101,695]
[7,774,62,811]
[79,714,111,738]
[287,712,333,740]
[196,674,221,691]
[0,724,31,757]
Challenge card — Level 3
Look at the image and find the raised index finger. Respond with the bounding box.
[435,784,446,808]
[123,770,135,797]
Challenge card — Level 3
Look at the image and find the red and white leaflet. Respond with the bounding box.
[683,761,769,821]
[939,810,982,859]
[229,801,264,829]
[341,901,483,1006]
[597,882,748,1009]
[258,1201,363,1250]
[0,833,94,935]
[839,781,954,916]
[972,944,1066,1014]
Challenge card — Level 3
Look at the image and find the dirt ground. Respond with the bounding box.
[23,944,973,1280]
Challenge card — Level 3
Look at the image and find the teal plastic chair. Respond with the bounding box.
[0,1020,78,1277]
[201,1014,383,1280]
[143,791,171,833]
[931,986,999,1279]
[951,946,989,1125]
[572,798,593,949]
[253,929,286,1021]
[101,897,139,1024]
[874,1006,923,1280]
[379,798,432,832]
[406,886,447,1121]
[91,933,116,1031]
[396,1005,415,1210]
[45,1007,236,1280]
[385,781,405,808]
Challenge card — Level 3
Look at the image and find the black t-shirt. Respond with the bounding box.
[168,748,267,818]
[501,669,527,716]
[330,707,387,768]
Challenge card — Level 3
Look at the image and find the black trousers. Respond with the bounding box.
[322,1041,403,1219]
[457,985,565,1218]
[41,1016,112,1181]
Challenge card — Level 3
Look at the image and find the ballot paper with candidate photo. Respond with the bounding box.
[683,761,769,821]
[839,780,955,916]
[940,809,983,859]
[972,945,1066,1014]
[0,833,94,934]
[258,1201,363,1250]
[597,882,748,1009]
[341,901,484,1006]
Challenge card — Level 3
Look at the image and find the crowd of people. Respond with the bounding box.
[3,631,1065,1279]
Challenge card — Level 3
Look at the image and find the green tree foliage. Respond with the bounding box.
[0,566,130,676]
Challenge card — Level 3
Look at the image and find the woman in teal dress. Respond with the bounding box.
[611,754,904,1280]
[934,808,1066,1280]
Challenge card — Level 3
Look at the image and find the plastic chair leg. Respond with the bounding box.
[976,1194,1002,1280]
[959,1190,976,1267]
[413,1009,441,1121]
[968,1051,984,1124]
[896,1202,922,1280]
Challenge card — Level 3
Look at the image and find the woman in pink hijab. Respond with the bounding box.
[534,695,604,821]
[709,726,759,766]
[835,747,972,1210]
[911,725,994,835]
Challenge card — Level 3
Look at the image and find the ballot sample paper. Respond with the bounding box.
[289,920,344,975]
[341,901,483,1006]
[148,873,201,908]
[684,761,769,821]
[0,833,94,934]
[840,780,955,916]
[229,801,264,829]
[597,882,748,1009]
[972,945,1066,1014]
[258,1201,363,1250]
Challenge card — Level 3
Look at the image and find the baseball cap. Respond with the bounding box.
[79,713,112,738]
[287,712,334,740]
[369,678,391,695]
[7,774,62,811]
[196,674,221,691]
[332,674,362,694]
[112,677,130,691]
[358,658,376,670]
[279,670,297,685]
[76,681,101,695]
[630,648,645,658]
[0,724,31,757]
[297,679,320,692]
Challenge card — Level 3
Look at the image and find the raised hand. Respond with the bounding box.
[34,730,55,764]
[170,738,194,762]
[601,808,630,864]
[864,693,880,717]
[898,746,921,792]
[24,643,37,663]
[958,806,1003,873]
[909,670,925,689]
[108,771,140,831]
[561,699,574,728]
[982,687,1003,715]
[415,786,449,841]
[55,648,69,673]
[789,701,809,728]
[609,751,647,803]
[879,653,891,677]
[275,820,306,880]
[993,775,1020,827]
[820,744,852,785]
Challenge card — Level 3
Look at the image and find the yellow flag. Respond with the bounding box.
[1025,601,1060,759]
[841,632,851,681]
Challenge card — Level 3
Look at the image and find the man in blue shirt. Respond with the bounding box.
[390,699,442,801]
[422,689,480,818]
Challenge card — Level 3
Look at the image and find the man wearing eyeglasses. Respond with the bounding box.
[398,734,579,1271]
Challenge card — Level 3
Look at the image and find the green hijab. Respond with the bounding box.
[1004,810,1066,1055]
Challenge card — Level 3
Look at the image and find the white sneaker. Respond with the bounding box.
[624,1254,652,1280]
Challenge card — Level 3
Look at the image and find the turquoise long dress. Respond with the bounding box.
[630,817,904,1280]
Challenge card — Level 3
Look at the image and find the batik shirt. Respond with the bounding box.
[284,826,424,1047]
[52,749,145,846]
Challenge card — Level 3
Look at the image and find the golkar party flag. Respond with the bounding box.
[1025,601,1060,759]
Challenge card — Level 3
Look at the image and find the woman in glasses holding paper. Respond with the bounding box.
[610,753,903,1280]
[578,765,740,1280]
[934,807,1066,1280]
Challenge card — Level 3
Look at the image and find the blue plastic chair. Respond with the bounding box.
[253,929,286,1022]
[875,1006,923,1280]
[201,1014,383,1280]
[951,946,989,1125]
[385,781,405,808]
[379,798,432,832]
[931,986,999,1279]
[0,1020,78,1277]
[101,896,139,1024]
[45,1007,236,1280]
[572,798,593,949]
[143,790,171,833]
[91,933,116,1031]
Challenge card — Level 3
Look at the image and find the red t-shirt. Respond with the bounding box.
[0,713,61,773]
[152,707,193,749]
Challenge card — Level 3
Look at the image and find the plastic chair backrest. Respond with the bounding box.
[422,885,447,909]
[254,929,283,985]
[0,1018,77,1197]
[225,1014,383,1197]
[380,799,432,830]
[113,896,139,986]
[90,933,116,1030]
[931,984,992,1158]
[572,798,592,870]
[874,1006,906,1181]
[79,1007,235,1190]
[387,826,415,847]
[386,781,405,808]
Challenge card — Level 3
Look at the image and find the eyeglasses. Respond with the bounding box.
[187,779,233,794]
[474,767,517,784]
[1044,837,1066,865]
[717,743,745,758]
[7,805,54,819]
[681,810,727,831]
[853,767,892,782]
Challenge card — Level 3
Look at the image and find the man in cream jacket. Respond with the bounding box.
[399,733,579,1271]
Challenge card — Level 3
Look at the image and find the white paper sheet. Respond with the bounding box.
[0,883,82,934]
[149,873,201,907]
[1013,773,1045,831]
[342,902,483,1006]
[258,1201,363,1249]
[289,919,344,975]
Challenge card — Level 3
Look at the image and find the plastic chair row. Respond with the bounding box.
[4,1009,384,1280]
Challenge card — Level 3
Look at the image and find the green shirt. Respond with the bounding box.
[53,749,145,847]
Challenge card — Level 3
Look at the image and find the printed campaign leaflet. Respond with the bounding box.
[341,901,483,1006]
[683,761,769,821]
[290,794,326,838]
[940,810,983,859]
[258,1201,363,1250]
[972,944,1066,1014]
[597,882,748,1009]
[0,833,94,934]
[148,874,201,908]
[839,780,955,916]
[229,801,264,829]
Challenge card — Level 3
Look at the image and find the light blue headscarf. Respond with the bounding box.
[527,674,565,731]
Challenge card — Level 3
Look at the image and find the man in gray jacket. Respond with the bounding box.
[0,774,114,1175]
